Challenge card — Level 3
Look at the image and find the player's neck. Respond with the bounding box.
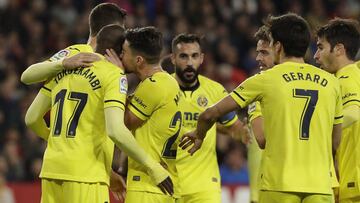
[137,64,163,81]
[280,56,304,64]
[337,57,354,72]
[87,37,97,50]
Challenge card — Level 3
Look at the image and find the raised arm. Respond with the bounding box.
[21,53,100,85]
[21,60,64,85]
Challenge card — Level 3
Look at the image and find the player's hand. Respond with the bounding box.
[157,176,174,196]
[105,49,124,69]
[179,130,203,155]
[62,53,100,70]
[241,119,252,145]
[147,163,174,196]
[110,170,126,202]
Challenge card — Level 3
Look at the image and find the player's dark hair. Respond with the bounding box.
[95,24,125,55]
[254,25,271,42]
[265,13,310,57]
[317,18,360,60]
[125,26,163,64]
[171,33,202,52]
[89,3,127,37]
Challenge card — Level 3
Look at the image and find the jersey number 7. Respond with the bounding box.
[53,89,88,137]
[292,89,318,140]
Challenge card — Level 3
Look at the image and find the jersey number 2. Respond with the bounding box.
[292,89,318,140]
[161,111,182,159]
[53,89,88,137]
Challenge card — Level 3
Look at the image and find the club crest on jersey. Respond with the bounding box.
[49,49,70,61]
[119,76,128,94]
[197,95,208,107]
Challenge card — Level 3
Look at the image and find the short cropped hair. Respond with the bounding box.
[89,3,127,37]
[265,13,310,57]
[317,18,360,60]
[95,24,125,55]
[125,26,163,64]
[171,33,202,52]
[254,25,271,42]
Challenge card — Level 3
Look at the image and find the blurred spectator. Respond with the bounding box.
[0,173,14,203]
[3,139,24,181]
[0,156,8,175]
[220,142,249,185]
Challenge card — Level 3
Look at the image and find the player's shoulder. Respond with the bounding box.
[336,63,360,86]
[66,44,93,53]
[198,75,226,92]
[49,44,93,62]
[146,71,178,87]
[140,72,179,99]
[337,63,360,77]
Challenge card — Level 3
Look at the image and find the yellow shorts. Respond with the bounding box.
[176,191,221,203]
[125,191,175,203]
[340,196,360,203]
[259,190,334,203]
[41,178,109,203]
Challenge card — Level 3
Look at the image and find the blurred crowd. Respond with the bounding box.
[0,0,359,186]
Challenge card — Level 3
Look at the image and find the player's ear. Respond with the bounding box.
[170,53,176,65]
[200,53,204,65]
[136,55,144,66]
[274,41,282,55]
[333,43,345,57]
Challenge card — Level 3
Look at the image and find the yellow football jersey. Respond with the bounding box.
[126,71,182,196]
[230,61,343,194]
[335,63,360,199]
[175,75,237,195]
[247,101,264,201]
[40,44,127,185]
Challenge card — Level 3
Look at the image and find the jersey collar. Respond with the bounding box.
[179,79,200,92]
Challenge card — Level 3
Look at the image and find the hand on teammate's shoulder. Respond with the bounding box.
[62,52,100,70]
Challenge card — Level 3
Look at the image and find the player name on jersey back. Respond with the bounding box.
[282,71,328,87]
[54,68,101,90]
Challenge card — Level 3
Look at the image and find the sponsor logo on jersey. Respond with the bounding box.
[50,49,70,61]
[119,76,128,94]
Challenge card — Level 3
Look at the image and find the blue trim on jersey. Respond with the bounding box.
[218,111,236,124]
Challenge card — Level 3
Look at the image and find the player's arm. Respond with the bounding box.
[217,119,252,145]
[124,108,145,130]
[332,79,344,151]
[250,116,265,149]
[105,107,173,195]
[124,79,162,130]
[24,92,51,140]
[21,53,100,84]
[180,95,240,155]
[332,124,342,152]
[181,74,263,154]
[215,85,249,143]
